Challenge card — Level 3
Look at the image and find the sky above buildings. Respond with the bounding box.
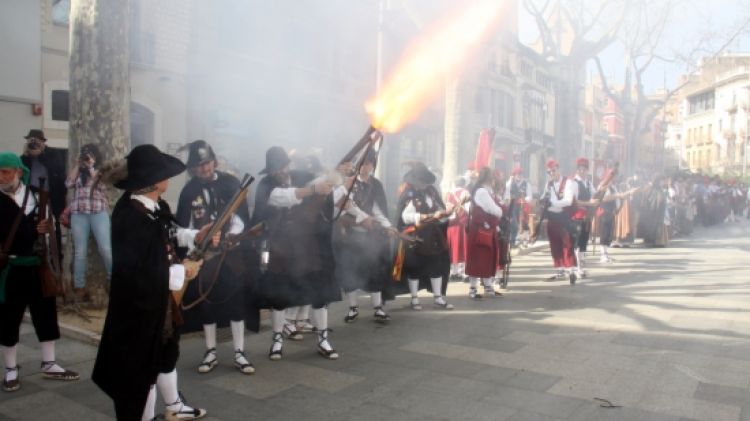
[518,0,750,92]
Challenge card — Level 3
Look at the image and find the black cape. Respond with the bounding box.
[92,193,175,417]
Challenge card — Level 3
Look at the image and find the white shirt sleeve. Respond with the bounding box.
[347,203,370,224]
[169,264,185,291]
[549,179,577,211]
[401,200,420,225]
[475,187,503,218]
[175,228,199,251]
[372,202,391,228]
[269,187,303,208]
[504,180,512,201]
[227,214,244,235]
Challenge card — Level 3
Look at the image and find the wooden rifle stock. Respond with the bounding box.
[174,174,254,306]
[188,173,254,261]
[37,177,63,297]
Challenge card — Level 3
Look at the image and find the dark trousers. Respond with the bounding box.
[577,219,590,252]
[0,266,60,346]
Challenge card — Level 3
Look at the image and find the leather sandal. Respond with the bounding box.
[269,333,283,361]
[373,306,390,323]
[41,362,79,381]
[282,322,303,341]
[317,329,339,360]
[2,366,20,392]
[197,348,217,374]
[344,306,359,323]
[165,392,207,420]
[234,350,255,374]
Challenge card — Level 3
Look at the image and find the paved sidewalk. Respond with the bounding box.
[1,223,749,420]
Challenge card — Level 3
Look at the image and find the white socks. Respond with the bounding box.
[346,291,358,307]
[40,341,63,373]
[469,277,479,289]
[311,307,328,332]
[157,370,179,407]
[430,277,443,298]
[408,279,419,299]
[272,309,286,333]
[370,292,383,308]
[203,324,217,350]
[141,385,156,421]
[3,346,18,381]
[230,320,244,352]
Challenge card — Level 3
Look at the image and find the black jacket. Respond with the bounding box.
[21,148,67,218]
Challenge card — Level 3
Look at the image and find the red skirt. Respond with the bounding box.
[447,219,467,264]
[465,228,498,278]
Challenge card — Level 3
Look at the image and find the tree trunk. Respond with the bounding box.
[69,0,131,309]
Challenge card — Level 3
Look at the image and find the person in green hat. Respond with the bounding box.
[0,151,80,393]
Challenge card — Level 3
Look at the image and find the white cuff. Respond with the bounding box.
[169,264,185,291]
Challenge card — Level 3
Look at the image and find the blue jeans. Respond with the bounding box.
[71,212,113,289]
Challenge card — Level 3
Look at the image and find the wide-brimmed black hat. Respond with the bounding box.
[404,162,436,186]
[114,144,186,191]
[185,140,217,168]
[259,146,291,175]
[24,129,46,141]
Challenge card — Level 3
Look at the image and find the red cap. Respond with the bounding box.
[511,167,523,175]
[546,159,559,170]
[576,157,589,169]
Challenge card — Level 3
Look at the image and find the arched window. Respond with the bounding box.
[130,102,154,147]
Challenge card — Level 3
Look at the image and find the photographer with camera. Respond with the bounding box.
[65,143,112,302]
[21,130,67,250]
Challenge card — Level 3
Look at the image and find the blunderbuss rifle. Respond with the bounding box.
[391,195,469,281]
[173,173,255,305]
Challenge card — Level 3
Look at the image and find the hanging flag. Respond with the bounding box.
[474,128,495,170]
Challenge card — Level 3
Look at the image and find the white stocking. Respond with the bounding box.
[141,385,156,421]
[346,290,358,307]
[271,309,286,333]
[3,346,17,381]
[230,320,244,352]
[408,279,419,298]
[203,323,217,350]
[297,305,311,321]
[311,307,328,332]
[430,277,443,298]
[156,370,179,407]
[370,291,383,308]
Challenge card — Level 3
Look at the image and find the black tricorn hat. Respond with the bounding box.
[404,162,436,186]
[24,129,46,141]
[185,140,217,168]
[114,144,186,191]
[259,146,291,175]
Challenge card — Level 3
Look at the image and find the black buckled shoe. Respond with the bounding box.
[41,361,79,381]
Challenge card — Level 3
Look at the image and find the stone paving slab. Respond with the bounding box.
[1,223,749,420]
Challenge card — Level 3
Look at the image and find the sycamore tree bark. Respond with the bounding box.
[68,0,131,308]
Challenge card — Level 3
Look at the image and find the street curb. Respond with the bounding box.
[23,313,102,346]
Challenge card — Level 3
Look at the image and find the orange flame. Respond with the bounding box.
[366,0,509,133]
